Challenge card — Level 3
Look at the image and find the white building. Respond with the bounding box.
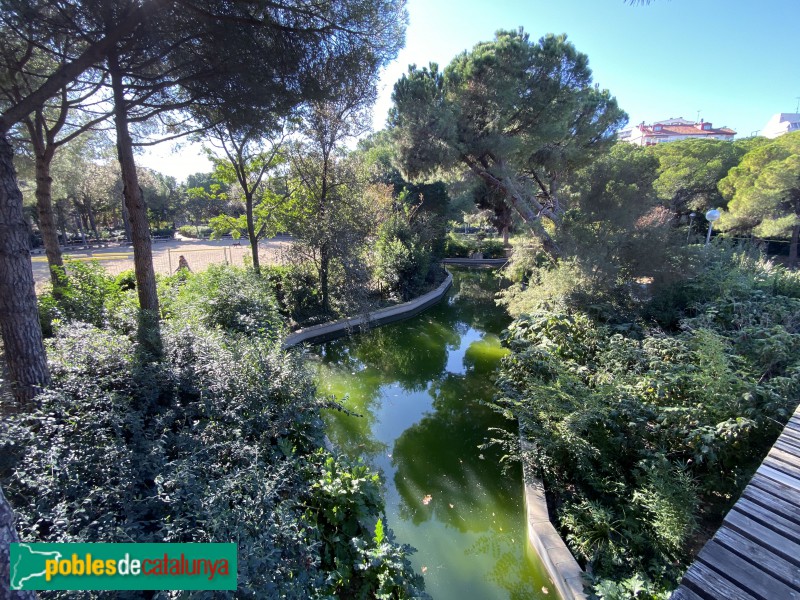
[761,113,800,138]
[622,117,736,146]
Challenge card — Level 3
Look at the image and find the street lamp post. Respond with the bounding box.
[688,212,696,243]
[705,209,721,246]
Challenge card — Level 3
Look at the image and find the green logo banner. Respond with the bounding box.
[9,543,237,591]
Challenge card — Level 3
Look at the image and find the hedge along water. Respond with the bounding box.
[311,268,554,599]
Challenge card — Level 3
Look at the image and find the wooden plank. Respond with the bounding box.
[748,473,800,510]
[758,464,800,493]
[743,481,800,524]
[765,457,800,481]
[670,585,711,600]
[714,526,800,590]
[726,509,800,562]
[696,540,800,600]
[680,560,758,600]
[786,419,800,435]
[766,446,800,471]
[777,427,800,445]
[762,455,800,480]
[774,437,800,457]
[734,497,800,544]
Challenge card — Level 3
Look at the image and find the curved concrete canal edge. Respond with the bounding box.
[520,430,587,599]
[282,272,454,348]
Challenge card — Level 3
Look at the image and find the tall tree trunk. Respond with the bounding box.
[790,223,799,269]
[34,153,64,286]
[461,155,562,258]
[110,54,161,355]
[74,211,87,245]
[319,150,330,312]
[85,195,98,239]
[121,193,132,242]
[0,133,50,406]
[320,243,330,314]
[245,193,260,274]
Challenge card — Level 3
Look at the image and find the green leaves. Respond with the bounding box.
[717,131,800,264]
[374,517,385,545]
[494,252,800,595]
[390,29,626,252]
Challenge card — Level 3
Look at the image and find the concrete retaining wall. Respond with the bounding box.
[520,431,587,600]
[442,258,508,267]
[282,272,453,348]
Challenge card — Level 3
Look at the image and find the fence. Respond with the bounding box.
[109,246,289,277]
[32,241,291,288]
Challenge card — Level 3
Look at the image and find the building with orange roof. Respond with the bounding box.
[622,117,736,146]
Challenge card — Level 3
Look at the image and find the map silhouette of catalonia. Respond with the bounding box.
[10,544,62,590]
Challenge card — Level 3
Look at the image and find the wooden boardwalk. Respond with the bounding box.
[672,404,800,600]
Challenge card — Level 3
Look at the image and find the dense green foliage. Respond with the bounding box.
[7,265,426,598]
[38,261,138,337]
[375,205,443,301]
[493,249,800,598]
[390,29,626,254]
[499,143,687,322]
[260,264,325,326]
[163,264,283,338]
[649,138,755,217]
[177,224,213,238]
[443,233,506,259]
[718,131,800,265]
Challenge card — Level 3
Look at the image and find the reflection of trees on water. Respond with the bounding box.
[463,334,509,373]
[350,317,458,391]
[315,348,388,458]
[443,268,511,334]
[391,371,519,530]
[466,534,543,600]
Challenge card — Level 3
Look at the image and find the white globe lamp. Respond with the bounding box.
[705,209,721,245]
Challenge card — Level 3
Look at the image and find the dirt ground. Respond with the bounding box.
[31,236,293,291]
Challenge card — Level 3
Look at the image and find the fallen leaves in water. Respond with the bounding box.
[421,566,428,573]
[422,494,432,505]
[449,503,454,509]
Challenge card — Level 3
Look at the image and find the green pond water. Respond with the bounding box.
[312,269,553,599]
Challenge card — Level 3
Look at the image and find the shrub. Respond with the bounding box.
[177,224,212,238]
[165,264,282,339]
[375,210,438,301]
[479,238,506,259]
[443,232,476,258]
[262,264,324,326]
[303,451,425,598]
[1,320,425,598]
[645,244,800,328]
[492,253,800,596]
[444,233,509,259]
[38,260,138,336]
[150,227,175,238]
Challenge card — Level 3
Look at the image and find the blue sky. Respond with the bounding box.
[140,0,800,180]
